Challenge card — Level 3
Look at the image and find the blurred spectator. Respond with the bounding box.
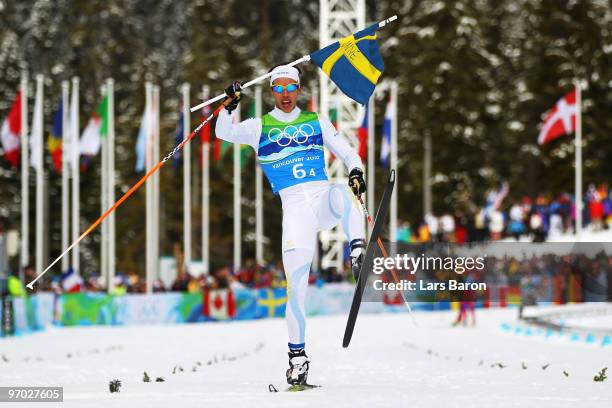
[588,184,605,231]
[396,221,412,243]
[152,279,166,293]
[425,214,440,242]
[508,204,525,240]
[440,213,455,242]
[454,214,468,244]
[171,270,191,292]
[530,212,546,242]
[489,210,504,240]
[418,222,430,242]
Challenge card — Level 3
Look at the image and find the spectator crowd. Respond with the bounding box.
[396,183,611,244]
[3,185,610,297]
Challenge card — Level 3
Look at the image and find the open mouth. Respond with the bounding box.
[281,99,292,109]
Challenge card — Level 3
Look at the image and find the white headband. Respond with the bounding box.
[269,65,300,86]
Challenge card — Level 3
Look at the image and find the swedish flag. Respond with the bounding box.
[310,23,384,105]
[256,288,287,318]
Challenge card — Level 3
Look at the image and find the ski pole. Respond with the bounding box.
[356,194,416,322]
[27,98,233,290]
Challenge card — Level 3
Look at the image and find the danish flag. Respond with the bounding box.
[537,89,577,145]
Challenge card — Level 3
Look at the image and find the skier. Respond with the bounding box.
[215,64,366,386]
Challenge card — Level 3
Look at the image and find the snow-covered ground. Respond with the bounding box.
[502,226,612,242]
[531,304,612,332]
[1,307,611,408]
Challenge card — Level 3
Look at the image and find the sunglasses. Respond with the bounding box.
[271,83,300,94]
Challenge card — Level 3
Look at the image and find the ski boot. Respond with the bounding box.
[350,239,366,281]
[286,349,310,385]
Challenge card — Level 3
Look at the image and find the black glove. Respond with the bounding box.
[224,81,242,113]
[348,168,366,196]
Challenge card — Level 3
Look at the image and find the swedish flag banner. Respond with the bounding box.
[188,16,396,113]
[310,23,385,105]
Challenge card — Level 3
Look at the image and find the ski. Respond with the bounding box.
[286,384,322,392]
[268,383,322,392]
[342,170,396,348]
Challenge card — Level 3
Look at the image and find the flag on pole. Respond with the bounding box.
[47,99,63,173]
[199,86,212,167]
[1,91,22,167]
[310,23,384,105]
[199,100,212,167]
[135,108,148,172]
[200,104,211,143]
[357,106,368,161]
[29,85,43,170]
[484,181,509,218]
[327,104,338,163]
[60,267,83,293]
[80,95,108,157]
[329,105,338,128]
[537,89,577,145]
[69,83,79,174]
[135,96,157,172]
[214,139,231,161]
[380,98,392,166]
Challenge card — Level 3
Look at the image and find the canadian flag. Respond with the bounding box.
[537,89,577,145]
[202,289,236,320]
[0,91,22,167]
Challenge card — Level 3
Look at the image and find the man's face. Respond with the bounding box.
[271,77,300,113]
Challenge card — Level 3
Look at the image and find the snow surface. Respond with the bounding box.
[1,307,611,407]
[501,226,612,243]
[534,304,612,332]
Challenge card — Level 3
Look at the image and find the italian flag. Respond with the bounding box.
[79,95,109,156]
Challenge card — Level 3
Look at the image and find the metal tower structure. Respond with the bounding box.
[318,0,366,273]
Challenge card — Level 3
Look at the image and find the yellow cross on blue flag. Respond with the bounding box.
[310,23,384,105]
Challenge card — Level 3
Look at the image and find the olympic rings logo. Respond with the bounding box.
[267,123,315,147]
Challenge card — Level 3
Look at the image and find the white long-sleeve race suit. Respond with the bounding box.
[215,105,365,350]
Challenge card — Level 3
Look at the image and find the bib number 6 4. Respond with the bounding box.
[292,163,315,179]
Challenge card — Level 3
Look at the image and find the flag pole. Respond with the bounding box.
[389,80,398,242]
[61,81,70,272]
[201,85,210,276]
[423,134,432,217]
[182,83,192,274]
[189,15,398,113]
[34,75,44,284]
[233,105,241,273]
[366,95,374,236]
[27,94,227,290]
[255,84,264,266]
[145,82,153,293]
[70,77,80,274]
[574,79,582,239]
[100,84,108,286]
[20,72,29,281]
[310,81,320,272]
[153,85,160,282]
[107,78,116,292]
